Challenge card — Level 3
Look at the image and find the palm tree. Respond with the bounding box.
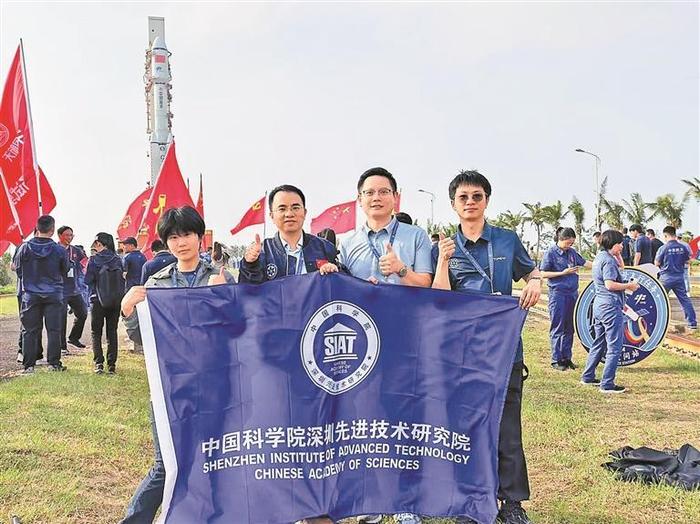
[621,192,647,225]
[542,200,569,234]
[601,198,625,231]
[491,211,526,239]
[681,177,700,201]
[523,202,546,262]
[648,194,687,228]
[568,197,585,250]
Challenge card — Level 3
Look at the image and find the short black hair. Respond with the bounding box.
[622,227,628,234]
[448,170,492,201]
[394,212,413,225]
[558,227,576,240]
[36,215,55,234]
[123,237,138,247]
[357,167,397,193]
[593,231,601,237]
[150,239,166,252]
[94,232,116,252]
[57,226,73,235]
[431,233,440,242]
[268,185,306,209]
[600,229,624,250]
[663,226,677,237]
[646,229,655,236]
[629,224,643,233]
[317,228,337,246]
[157,205,205,243]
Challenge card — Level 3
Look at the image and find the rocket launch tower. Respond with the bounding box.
[144,16,173,185]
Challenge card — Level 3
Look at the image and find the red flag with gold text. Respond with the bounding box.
[117,186,152,241]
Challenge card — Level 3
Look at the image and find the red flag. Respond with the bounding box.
[0,44,40,244]
[196,173,204,219]
[310,200,356,235]
[230,196,265,236]
[38,166,55,215]
[0,240,9,256]
[117,185,152,241]
[138,141,195,257]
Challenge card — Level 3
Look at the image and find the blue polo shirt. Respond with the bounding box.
[123,250,147,291]
[634,235,653,264]
[592,250,624,305]
[539,244,585,294]
[655,239,690,283]
[339,218,433,284]
[431,222,535,362]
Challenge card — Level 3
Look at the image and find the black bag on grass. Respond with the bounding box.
[603,444,700,490]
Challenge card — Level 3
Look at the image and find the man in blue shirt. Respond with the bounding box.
[57,225,88,352]
[122,237,147,292]
[14,215,69,373]
[140,239,176,284]
[621,227,633,266]
[339,167,433,287]
[655,226,697,329]
[539,227,592,371]
[239,184,340,284]
[433,170,541,524]
[646,229,664,261]
[630,224,653,265]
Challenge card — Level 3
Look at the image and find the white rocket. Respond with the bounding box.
[146,34,173,184]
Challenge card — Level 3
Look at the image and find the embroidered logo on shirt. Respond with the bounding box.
[265,263,278,280]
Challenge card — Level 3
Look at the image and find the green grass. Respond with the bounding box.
[1,318,699,523]
[0,295,18,316]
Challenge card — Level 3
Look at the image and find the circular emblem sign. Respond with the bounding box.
[300,301,380,395]
[265,263,278,280]
[575,267,670,366]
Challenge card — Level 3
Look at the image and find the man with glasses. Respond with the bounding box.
[432,170,541,524]
[339,167,432,524]
[239,184,340,283]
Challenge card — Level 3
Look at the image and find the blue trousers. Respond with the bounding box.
[581,301,624,389]
[548,290,577,363]
[121,405,165,523]
[663,277,697,328]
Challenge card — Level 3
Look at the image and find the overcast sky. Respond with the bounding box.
[1,1,698,248]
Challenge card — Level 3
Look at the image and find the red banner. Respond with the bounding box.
[0,44,41,245]
[138,141,194,258]
[230,196,265,236]
[310,200,356,235]
[117,186,152,241]
[196,173,204,219]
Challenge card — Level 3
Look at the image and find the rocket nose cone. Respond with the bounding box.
[151,36,168,51]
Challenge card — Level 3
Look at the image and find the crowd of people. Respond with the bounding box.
[8,166,696,524]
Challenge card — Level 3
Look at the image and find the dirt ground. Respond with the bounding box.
[0,312,130,378]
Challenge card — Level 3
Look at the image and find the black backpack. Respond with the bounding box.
[96,263,124,308]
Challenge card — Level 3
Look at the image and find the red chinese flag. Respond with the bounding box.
[38,166,56,214]
[117,185,153,241]
[0,240,9,256]
[310,200,356,235]
[230,196,265,236]
[138,141,195,258]
[196,173,204,219]
[0,45,40,244]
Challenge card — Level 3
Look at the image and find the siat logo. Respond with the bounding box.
[301,301,380,395]
[575,267,670,366]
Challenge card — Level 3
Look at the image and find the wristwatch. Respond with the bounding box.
[397,265,409,278]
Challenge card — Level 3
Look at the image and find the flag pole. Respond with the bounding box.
[19,39,41,214]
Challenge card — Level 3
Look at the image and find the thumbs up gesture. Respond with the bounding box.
[244,234,262,263]
[437,232,455,261]
[379,243,402,276]
[208,267,228,286]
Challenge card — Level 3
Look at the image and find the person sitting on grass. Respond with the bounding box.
[118,205,235,523]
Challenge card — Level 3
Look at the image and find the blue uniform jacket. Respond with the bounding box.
[15,237,68,299]
[123,250,147,291]
[239,232,341,284]
[141,251,177,284]
[85,250,125,303]
[62,245,87,297]
[540,244,586,294]
[655,240,690,283]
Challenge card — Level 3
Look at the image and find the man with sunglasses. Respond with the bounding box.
[432,170,541,524]
[339,167,432,524]
[239,184,340,284]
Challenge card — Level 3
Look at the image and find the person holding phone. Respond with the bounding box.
[539,228,592,371]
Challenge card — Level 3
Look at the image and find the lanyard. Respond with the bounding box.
[171,262,202,288]
[367,221,399,261]
[454,236,497,295]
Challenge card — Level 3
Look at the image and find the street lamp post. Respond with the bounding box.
[575,148,602,231]
[418,189,436,226]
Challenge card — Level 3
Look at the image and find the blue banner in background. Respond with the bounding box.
[138,272,527,524]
